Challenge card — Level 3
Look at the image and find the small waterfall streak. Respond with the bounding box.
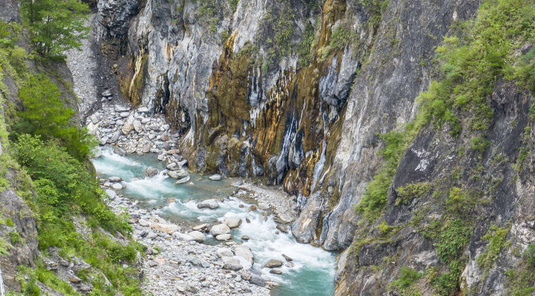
[0,264,5,296]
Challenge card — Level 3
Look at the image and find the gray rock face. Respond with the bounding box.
[0,189,38,290]
[0,0,20,23]
[97,0,140,37]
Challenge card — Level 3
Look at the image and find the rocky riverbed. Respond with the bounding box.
[104,189,273,296]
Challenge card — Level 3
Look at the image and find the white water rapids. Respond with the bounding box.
[92,147,337,295]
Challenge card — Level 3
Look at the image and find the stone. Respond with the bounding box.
[216,248,233,258]
[69,275,82,283]
[133,120,143,133]
[249,274,266,287]
[139,219,150,227]
[112,183,124,190]
[263,259,283,268]
[175,176,190,185]
[188,231,205,242]
[234,245,254,265]
[270,269,282,275]
[114,146,126,156]
[225,217,242,228]
[276,224,288,233]
[145,167,158,177]
[209,174,222,181]
[210,224,230,236]
[215,234,231,241]
[120,111,130,118]
[248,205,257,212]
[168,168,189,179]
[193,224,208,231]
[90,114,99,124]
[197,199,219,209]
[102,89,112,97]
[121,122,133,134]
[138,106,149,113]
[241,236,250,241]
[222,257,243,271]
[108,176,122,182]
[257,202,270,210]
[282,254,293,262]
[151,223,178,234]
[167,171,181,179]
[166,162,180,171]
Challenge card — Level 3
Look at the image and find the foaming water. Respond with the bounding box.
[0,265,5,296]
[91,147,336,295]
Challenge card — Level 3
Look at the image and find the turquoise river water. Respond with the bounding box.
[92,147,337,296]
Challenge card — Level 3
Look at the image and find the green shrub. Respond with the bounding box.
[391,266,422,295]
[396,182,431,205]
[477,224,511,275]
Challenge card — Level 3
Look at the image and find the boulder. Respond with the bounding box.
[108,176,122,182]
[192,223,208,231]
[215,234,232,241]
[197,199,219,209]
[225,217,242,228]
[249,274,266,287]
[282,254,293,262]
[111,183,124,190]
[216,248,233,258]
[138,219,150,227]
[188,231,205,242]
[270,269,282,275]
[175,176,190,185]
[133,120,143,133]
[235,245,254,265]
[121,122,133,134]
[222,257,243,271]
[263,259,283,268]
[210,224,230,236]
[145,167,158,177]
[151,223,178,234]
[209,174,222,181]
[138,106,149,113]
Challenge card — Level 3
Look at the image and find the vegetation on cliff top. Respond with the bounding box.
[0,0,144,293]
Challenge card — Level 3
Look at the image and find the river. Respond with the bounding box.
[92,147,337,296]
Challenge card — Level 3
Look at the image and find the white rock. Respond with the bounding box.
[112,183,124,190]
[197,199,219,209]
[225,217,242,229]
[188,231,205,242]
[138,106,149,113]
[210,224,230,236]
[216,234,232,241]
[133,120,143,133]
[234,245,254,265]
[209,174,222,181]
[216,248,234,258]
[175,176,190,185]
[139,219,150,227]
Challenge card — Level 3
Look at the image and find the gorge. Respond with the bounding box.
[1,0,535,295]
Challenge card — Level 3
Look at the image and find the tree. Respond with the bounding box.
[14,74,95,160]
[21,0,89,58]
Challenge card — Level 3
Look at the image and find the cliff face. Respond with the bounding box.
[95,0,535,294]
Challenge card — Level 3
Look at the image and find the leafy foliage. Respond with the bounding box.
[391,266,423,296]
[13,74,95,161]
[20,0,89,59]
[477,224,511,275]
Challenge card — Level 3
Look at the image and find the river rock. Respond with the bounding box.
[249,274,266,287]
[270,269,282,275]
[102,89,112,97]
[145,167,158,177]
[193,223,208,231]
[241,236,250,241]
[133,120,143,133]
[112,183,124,190]
[138,106,149,113]
[282,254,293,262]
[166,162,180,171]
[235,245,254,265]
[216,248,233,258]
[151,223,178,235]
[139,219,150,227]
[209,174,222,181]
[188,231,205,242]
[108,176,122,182]
[222,257,243,271]
[167,171,181,179]
[276,224,288,233]
[197,199,219,209]
[175,176,190,185]
[121,122,133,134]
[210,224,230,236]
[216,234,232,241]
[114,146,126,156]
[263,259,283,268]
[225,217,242,228]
